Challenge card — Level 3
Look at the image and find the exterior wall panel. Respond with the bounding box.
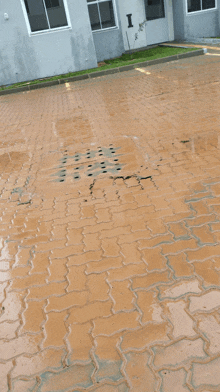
[92,0,125,62]
[0,0,98,86]
[185,9,219,39]
[173,0,185,40]
[117,0,147,51]
[92,29,124,61]
[173,0,220,41]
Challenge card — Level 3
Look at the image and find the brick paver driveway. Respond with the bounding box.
[1,53,220,391]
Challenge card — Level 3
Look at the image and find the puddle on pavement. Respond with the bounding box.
[0,139,25,149]
[56,116,93,144]
[0,152,29,173]
[176,133,220,154]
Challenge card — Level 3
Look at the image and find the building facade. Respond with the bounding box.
[1,0,220,86]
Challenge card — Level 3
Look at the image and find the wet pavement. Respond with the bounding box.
[1,53,220,391]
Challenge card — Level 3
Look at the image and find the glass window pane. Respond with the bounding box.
[88,4,101,30]
[24,0,30,14]
[45,0,60,8]
[46,0,68,28]
[188,0,201,12]
[145,0,165,20]
[202,0,216,9]
[24,0,49,32]
[99,1,116,28]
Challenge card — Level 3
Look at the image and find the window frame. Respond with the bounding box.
[186,0,217,14]
[20,0,72,36]
[87,0,119,33]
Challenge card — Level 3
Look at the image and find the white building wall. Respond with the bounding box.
[117,0,147,51]
[0,0,98,86]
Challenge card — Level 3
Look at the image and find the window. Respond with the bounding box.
[187,0,216,12]
[45,0,60,8]
[145,0,165,21]
[23,0,69,32]
[87,0,116,31]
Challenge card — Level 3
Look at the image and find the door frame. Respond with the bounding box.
[118,0,174,51]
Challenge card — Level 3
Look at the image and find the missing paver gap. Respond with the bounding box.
[18,200,31,205]
[25,176,31,186]
[89,179,96,193]
[11,187,23,194]
[140,176,152,180]
[110,174,143,187]
[7,373,12,391]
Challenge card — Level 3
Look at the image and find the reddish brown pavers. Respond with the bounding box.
[1,54,220,391]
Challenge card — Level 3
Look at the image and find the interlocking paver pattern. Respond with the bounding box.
[1,54,220,391]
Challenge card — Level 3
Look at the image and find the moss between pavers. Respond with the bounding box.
[0,46,199,91]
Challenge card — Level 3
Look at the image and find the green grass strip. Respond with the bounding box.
[0,46,199,91]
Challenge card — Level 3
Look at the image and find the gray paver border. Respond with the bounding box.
[0,48,205,97]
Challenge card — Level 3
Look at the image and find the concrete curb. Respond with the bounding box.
[184,37,220,45]
[0,49,205,97]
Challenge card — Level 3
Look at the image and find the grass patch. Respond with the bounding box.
[104,46,197,65]
[0,46,199,91]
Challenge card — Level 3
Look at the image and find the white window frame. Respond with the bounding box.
[20,0,72,36]
[186,0,217,14]
[87,0,119,33]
